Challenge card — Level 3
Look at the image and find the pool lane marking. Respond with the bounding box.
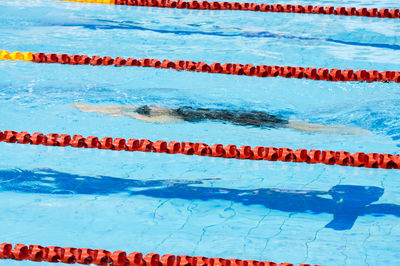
[1,130,399,170]
[0,51,33,61]
[0,242,309,266]
[0,50,399,83]
[58,0,400,19]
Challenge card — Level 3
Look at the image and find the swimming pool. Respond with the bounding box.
[0,0,400,265]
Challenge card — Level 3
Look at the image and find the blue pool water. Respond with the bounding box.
[0,0,400,265]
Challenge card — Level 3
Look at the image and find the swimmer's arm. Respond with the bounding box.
[73,103,182,123]
[72,103,137,116]
[287,121,370,135]
[122,113,184,123]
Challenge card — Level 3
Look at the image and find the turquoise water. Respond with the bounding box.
[0,0,400,265]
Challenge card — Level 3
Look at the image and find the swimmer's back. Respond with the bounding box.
[174,107,288,127]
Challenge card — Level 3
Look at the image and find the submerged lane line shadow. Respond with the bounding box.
[46,19,400,51]
[1,168,399,230]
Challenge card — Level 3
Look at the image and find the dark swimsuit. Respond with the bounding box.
[136,106,288,128]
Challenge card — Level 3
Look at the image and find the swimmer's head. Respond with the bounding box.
[136,106,151,115]
[136,106,172,115]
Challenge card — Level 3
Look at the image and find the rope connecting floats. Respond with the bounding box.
[1,50,399,83]
[59,0,400,19]
[1,130,399,170]
[0,242,319,266]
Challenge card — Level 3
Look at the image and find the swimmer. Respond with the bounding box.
[72,103,369,134]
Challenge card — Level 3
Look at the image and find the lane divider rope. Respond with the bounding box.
[1,50,399,83]
[1,130,399,170]
[58,0,400,19]
[0,242,320,266]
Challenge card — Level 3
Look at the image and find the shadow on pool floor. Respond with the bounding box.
[1,168,399,231]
